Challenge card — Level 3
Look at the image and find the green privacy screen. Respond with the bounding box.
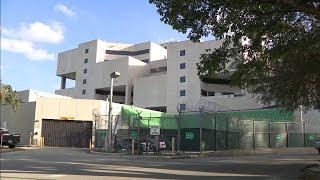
[121,105,177,129]
[121,105,294,130]
[119,106,315,151]
[219,108,293,122]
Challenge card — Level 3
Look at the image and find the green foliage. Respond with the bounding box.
[0,84,19,111]
[150,0,320,111]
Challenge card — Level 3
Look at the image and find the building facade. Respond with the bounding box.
[55,39,266,113]
[1,89,124,146]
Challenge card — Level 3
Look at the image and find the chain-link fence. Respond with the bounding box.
[96,110,320,152]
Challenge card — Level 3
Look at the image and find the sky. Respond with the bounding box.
[0,0,194,93]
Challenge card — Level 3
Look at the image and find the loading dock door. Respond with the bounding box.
[42,119,92,148]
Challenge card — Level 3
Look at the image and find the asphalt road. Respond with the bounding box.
[1,148,319,179]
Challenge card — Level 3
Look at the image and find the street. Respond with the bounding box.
[1,148,319,179]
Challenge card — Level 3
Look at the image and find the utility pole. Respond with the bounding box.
[106,72,120,152]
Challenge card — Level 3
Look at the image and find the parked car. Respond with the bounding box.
[0,128,20,148]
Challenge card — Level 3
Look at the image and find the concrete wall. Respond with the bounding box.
[57,39,275,114]
[56,48,79,76]
[200,82,241,94]
[294,109,320,133]
[1,89,125,146]
[150,42,167,61]
[165,40,224,113]
[133,74,167,108]
[200,94,265,111]
[34,97,123,145]
[55,88,76,98]
[0,102,36,145]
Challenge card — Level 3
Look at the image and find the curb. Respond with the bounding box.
[303,163,320,179]
[0,147,26,153]
[88,150,127,156]
[88,147,319,159]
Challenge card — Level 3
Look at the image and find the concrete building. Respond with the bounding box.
[55,39,259,113]
[0,90,123,147]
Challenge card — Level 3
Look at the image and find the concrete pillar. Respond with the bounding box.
[125,85,132,105]
[60,77,66,89]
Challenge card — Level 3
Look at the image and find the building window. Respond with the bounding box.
[82,90,86,95]
[85,49,89,53]
[180,90,186,96]
[222,92,234,95]
[180,76,186,83]
[180,104,186,111]
[151,66,167,73]
[208,91,215,96]
[83,68,87,74]
[180,63,186,69]
[142,59,150,63]
[201,89,207,96]
[180,50,185,56]
[106,49,149,56]
[84,59,88,63]
[83,79,87,84]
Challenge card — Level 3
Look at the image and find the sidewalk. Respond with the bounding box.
[90,147,319,159]
[0,146,38,153]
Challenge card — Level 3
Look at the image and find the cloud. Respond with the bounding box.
[54,4,75,17]
[1,38,55,61]
[2,22,64,44]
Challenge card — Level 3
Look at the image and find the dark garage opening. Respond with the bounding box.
[41,119,92,148]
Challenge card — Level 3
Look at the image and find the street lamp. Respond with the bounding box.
[107,72,120,152]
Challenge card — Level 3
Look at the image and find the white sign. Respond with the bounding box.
[150,126,160,136]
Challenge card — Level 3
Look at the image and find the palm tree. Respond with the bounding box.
[0,84,19,111]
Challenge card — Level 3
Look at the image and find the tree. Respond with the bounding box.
[0,84,19,111]
[150,0,320,111]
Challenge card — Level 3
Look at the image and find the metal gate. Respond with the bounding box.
[41,119,92,148]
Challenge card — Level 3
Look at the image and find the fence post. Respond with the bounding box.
[172,137,175,155]
[1,134,3,147]
[226,116,229,150]
[137,115,141,154]
[303,123,307,147]
[214,113,217,150]
[29,132,33,147]
[286,123,289,148]
[132,138,135,156]
[128,114,131,139]
[94,114,97,148]
[253,121,255,149]
[200,111,203,153]
[177,110,181,153]
[237,119,240,150]
[269,122,271,148]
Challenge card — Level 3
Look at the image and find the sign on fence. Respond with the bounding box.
[308,135,316,141]
[150,126,160,136]
[186,132,194,140]
[130,130,137,138]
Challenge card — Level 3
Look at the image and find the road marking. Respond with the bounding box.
[48,174,65,178]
